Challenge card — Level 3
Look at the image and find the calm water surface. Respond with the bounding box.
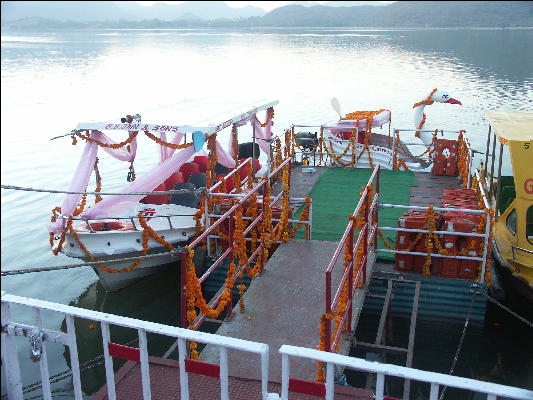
[1,28,532,398]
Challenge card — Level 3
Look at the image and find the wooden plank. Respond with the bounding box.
[403,282,421,400]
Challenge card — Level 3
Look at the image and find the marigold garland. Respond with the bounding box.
[143,130,194,150]
[75,130,138,149]
[255,107,275,128]
[413,88,438,138]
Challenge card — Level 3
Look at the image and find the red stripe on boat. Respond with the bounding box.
[108,342,141,362]
[185,358,221,379]
[289,377,326,397]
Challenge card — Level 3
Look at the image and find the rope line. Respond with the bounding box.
[438,293,476,400]
[1,184,206,196]
[477,285,533,327]
[1,249,182,276]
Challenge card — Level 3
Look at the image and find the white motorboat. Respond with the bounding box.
[48,100,278,291]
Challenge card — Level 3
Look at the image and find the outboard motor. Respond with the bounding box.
[238,142,260,159]
[295,131,318,151]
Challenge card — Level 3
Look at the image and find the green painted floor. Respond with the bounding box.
[294,168,418,261]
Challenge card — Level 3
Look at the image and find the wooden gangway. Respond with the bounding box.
[200,238,374,382]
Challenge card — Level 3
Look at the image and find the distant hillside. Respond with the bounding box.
[2,1,531,29]
[0,1,265,23]
[258,1,533,28]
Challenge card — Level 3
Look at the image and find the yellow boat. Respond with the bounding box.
[484,110,533,303]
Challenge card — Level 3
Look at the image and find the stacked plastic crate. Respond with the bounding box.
[439,189,481,279]
[433,139,458,176]
[395,209,444,274]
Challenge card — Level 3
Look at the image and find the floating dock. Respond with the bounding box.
[92,166,488,399]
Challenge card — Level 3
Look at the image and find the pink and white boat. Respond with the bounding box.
[48,101,277,291]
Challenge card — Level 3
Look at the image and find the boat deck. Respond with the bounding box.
[93,166,480,399]
[200,239,374,381]
[92,356,373,399]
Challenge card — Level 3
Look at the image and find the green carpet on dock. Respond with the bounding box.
[294,168,418,261]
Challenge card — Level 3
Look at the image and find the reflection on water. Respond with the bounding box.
[1,28,532,397]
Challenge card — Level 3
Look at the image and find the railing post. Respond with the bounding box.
[65,315,83,400]
[33,308,52,400]
[181,249,188,328]
[363,191,369,284]
[1,299,23,400]
[375,165,380,250]
[220,346,229,400]
[326,362,335,400]
[261,348,269,400]
[325,271,332,352]
[178,338,190,400]
[101,322,117,400]
[347,221,354,332]
[484,125,491,180]
[226,210,234,321]
[375,372,385,400]
[281,353,290,400]
[260,182,267,271]
[481,211,491,283]
[138,328,151,399]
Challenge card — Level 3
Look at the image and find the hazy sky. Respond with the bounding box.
[137,2,394,12]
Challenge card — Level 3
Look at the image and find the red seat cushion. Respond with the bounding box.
[143,183,170,205]
[238,159,261,179]
[165,172,183,191]
[179,162,200,183]
[193,156,208,173]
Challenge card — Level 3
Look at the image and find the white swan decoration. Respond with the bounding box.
[413,88,462,147]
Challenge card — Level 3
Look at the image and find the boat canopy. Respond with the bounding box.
[485,110,533,145]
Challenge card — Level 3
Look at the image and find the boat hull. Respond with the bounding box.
[89,249,177,292]
[324,134,432,172]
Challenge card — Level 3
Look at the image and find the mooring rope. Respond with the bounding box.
[1,249,182,276]
[438,293,476,400]
[477,285,533,328]
[0,184,206,196]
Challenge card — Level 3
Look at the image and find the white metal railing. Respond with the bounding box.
[3,292,533,400]
[1,292,271,400]
[278,344,533,400]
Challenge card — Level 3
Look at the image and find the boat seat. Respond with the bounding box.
[214,162,230,177]
[188,172,207,189]
[179,162,200,183]
[142,183,170,205]
[238,158,261,179]
[217,174,234,193]
[193,156,208,173]
[170,182,199,208]
[164,172,184,192]
[238,142,260,159]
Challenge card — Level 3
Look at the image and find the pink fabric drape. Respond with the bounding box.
[95,130,137,162]
[48,132,99,233]
[216,140,237,168]
[165,132,186,159]
[82,145,196,219]
[253,115,273,154]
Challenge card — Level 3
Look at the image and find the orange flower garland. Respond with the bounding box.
[413,88,438,138]
[75,130,138,149]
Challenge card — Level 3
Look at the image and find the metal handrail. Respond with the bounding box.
[325,164,380,353]
[511,245,533,260]
[1,291,271,400]
[181,157,297,331]
[279,344,533,400]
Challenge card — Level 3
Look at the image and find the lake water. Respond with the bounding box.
[1,27,532,398]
